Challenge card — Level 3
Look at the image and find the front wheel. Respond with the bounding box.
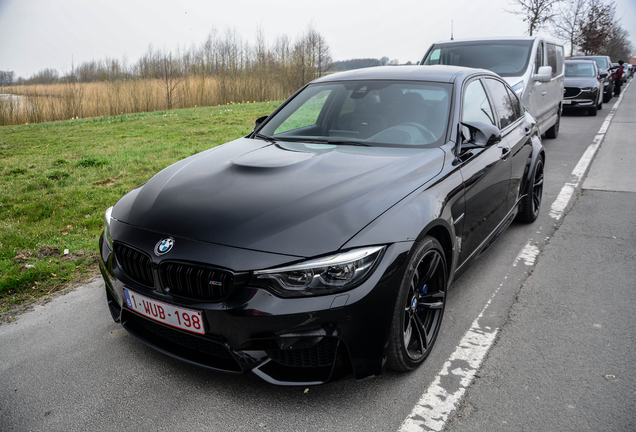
[386,237,447,372]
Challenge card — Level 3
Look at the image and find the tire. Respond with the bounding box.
[603,88,612,103]
[386,237,447,372]
[516,155,544,223]
[597,100,603,111]
[588,105,597,116]
[544,112,560,139]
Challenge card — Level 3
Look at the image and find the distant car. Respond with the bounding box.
[99,65,545,385]
[571,55,614,103]
[563,60,603,116]
[421,37,564,139]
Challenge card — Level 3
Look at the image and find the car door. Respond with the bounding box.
[457,79,512,264]
[528,40,547,129]
[483,77,533,212]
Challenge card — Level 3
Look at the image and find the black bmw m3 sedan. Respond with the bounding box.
[99,65,545,385]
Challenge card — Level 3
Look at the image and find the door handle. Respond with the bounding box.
[541,91,547,96]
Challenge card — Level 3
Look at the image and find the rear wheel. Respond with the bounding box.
[387,237,447,372]
[516,155,544,223]
[544,113,560,139]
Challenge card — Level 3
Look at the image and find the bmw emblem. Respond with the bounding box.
[155,238,174,256]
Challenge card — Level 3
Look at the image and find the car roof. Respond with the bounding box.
[312,65,497,84]
[431,36,537,44]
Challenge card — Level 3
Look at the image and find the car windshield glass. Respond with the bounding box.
[422,40,534,77]
[259,80,452,147]
[574,57,608,69]
[565,63,596,77]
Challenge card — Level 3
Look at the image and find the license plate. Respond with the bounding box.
[124,288,205,335]
[563,100,572,104]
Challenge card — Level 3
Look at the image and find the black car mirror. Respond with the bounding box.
[461,121,502,148]
[253,115,268,132]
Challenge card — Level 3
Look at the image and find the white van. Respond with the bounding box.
[421,37,565,138]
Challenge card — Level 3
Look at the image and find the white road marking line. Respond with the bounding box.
[512,242,540,267]
[399,285,501,432]
[548,86,628,221]
[400,84,630,431]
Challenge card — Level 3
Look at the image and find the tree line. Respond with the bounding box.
[2,25,333,95]
[509,0,633,58]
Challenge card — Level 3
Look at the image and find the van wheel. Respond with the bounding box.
[544,113,560,139]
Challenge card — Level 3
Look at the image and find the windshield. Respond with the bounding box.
[565,62,596,77]
[258,80,452,147]
[573,57,608,69]
[422,40,534,77]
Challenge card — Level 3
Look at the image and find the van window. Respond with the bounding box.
[535,42,544,74]
[422,40,534,77]
[547,43,562,77]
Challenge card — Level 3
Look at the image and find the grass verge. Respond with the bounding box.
[0,101,280,315]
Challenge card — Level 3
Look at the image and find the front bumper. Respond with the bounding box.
[99,221,411,385]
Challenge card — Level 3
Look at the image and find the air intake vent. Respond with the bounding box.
[114,243,154,287]
[160,262,235,301]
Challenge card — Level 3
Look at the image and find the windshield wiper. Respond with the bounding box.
[327,139,371,146]
[254,133,276,143]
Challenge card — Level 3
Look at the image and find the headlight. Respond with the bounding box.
[253,246,385,297]
[580,87,595,92]
[103,206,114,249]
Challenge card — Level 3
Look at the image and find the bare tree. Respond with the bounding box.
[551,0,589,56]
[507,0,562,36]
[601,25,633,60]
[578,0,615,55]
[160,49,181,109]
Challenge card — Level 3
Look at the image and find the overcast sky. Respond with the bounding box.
[1,0,635,79]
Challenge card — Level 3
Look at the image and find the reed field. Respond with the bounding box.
[0,75,292,126]
[0,100,280,316]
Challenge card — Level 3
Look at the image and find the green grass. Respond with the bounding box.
[0,101,281,314]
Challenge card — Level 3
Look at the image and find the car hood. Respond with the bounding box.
[564,77,599,88]
[113,137,445,257]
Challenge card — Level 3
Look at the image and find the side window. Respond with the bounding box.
[462,80,494,139]
[506,86,522,119]
[484,78,520,129]
[534,42,544,74]
[547,43,558,77]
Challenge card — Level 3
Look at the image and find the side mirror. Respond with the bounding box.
[253,115,268,132]
[599,72,608,79]
[533,65,552,82]
[461,121,502,148]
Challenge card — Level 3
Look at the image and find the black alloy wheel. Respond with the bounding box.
[387,237,447,371]
[517,155,544,223]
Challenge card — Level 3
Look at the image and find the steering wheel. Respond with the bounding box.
[399,122,437,143]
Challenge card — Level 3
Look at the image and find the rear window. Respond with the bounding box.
[422,40,534,77]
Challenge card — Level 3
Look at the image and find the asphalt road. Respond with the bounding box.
[1,84,633,432]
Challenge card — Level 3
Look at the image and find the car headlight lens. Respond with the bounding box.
[253,246,385,297]
[580,87,595,92]
[103,206,114,249]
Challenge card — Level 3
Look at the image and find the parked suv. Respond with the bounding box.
[421,37,564,138]
[570,55,614,103]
